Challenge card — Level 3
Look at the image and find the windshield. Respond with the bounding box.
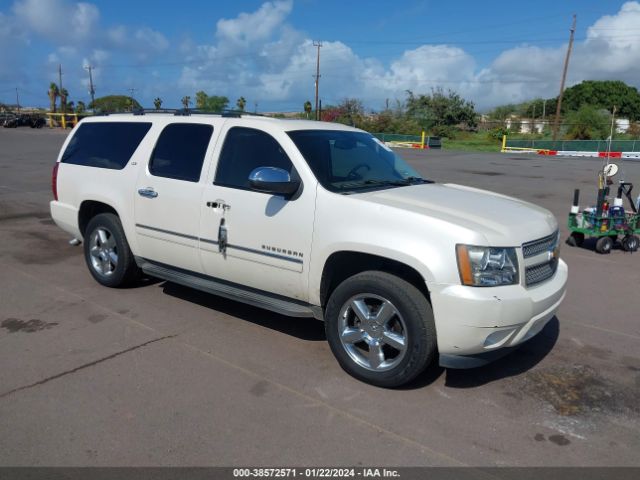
[287,130,427,193]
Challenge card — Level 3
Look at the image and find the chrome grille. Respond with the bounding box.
[522,231,559,258]
[526,260,558,286]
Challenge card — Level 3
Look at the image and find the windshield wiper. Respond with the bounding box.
[336,177,430,192]
[363,177,428,186]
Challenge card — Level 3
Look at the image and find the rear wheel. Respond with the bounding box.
[325,271,436,388]
[622,235,639,252]
[595,236,613,254]
[84,213,140,287]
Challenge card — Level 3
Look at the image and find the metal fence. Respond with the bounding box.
[506,138,640,152]
[372,133,422,143]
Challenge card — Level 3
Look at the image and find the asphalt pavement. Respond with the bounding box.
[0,127,639,467]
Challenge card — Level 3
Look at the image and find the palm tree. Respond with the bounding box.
[181,96,191,109]
[76,101,86,114]
[48,82,59,113]
[236,96,246,111]
[59,88,69,113]
[153,97,163,110]
[195,91,207,109]
[304,100,312,119]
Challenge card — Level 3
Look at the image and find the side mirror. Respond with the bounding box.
[248,167,300,197]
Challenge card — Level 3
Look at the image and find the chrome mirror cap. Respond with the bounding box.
[248,166,299,197]
[249,166,291,184]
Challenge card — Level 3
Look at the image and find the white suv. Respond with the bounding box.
[50,111,567,387]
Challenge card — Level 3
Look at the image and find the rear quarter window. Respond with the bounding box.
[61,122,152,170]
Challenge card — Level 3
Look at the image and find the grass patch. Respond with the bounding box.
[442,133,502,152]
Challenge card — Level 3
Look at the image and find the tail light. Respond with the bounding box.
[52,163,59,201]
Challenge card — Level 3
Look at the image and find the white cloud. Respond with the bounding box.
[72,2,99,37]
[0,12,29,83]
[13,0,99,43]
[471,1,640,108]
[4,0,640,111]
[215,0,293,49]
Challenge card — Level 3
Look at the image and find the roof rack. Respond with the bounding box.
[97,108,266,118]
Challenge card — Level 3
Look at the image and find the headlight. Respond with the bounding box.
[456,245,519,286]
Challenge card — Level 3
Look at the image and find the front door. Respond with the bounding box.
[199,126,316,301]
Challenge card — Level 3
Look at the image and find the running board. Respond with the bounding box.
[138,259,323,320]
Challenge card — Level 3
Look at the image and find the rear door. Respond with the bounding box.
[134,121,217,272]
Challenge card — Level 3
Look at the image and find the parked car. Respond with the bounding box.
[2,113,45,128]
[1,113,17,127]
[49,112,568,387]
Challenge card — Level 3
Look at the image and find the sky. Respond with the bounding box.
[1,0,639,112]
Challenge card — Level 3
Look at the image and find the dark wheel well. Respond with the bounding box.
[320,251,430,307]
[79,201,118,236]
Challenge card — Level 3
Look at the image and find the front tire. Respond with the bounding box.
[325,271,436,388]
[84,213,140,287]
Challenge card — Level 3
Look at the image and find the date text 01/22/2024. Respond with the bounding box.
[232,468,400,478]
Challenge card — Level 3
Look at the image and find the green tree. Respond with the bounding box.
[195,90,208,109]
[181,96,191,109]
[337,98,364,126]
[488,104,517,124]
[304,100,312,119]
[236,96,246,111]
[206,95,229,112]
[406,88,477,134]
[194,91,229,111]
[89,95,141,112]
[565,105,610,140]
[47,82,59,113]
[562,80,640,120]
[75,101,86,114]
[153,97,162,110]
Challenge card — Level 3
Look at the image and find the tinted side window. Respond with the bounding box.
[149,123,213,182]
[61,122,151,170]
[215,127,295,189]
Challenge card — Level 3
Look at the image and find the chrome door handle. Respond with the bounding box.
[138,188,158,198]
[206,201,230,211]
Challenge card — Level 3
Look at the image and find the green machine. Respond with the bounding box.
[567,163,640,254]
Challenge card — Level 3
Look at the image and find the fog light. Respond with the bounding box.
[483,328,516,349]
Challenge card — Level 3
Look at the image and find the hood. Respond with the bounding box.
[358,183,558,246]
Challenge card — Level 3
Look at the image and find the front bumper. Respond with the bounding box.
[429,259,567,368]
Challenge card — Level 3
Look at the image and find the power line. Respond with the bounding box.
[553,14,577,141]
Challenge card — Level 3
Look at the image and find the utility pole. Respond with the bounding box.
[128,88,136,111]
[313,41,322,120]
[15,87,20,113]
[254,101,258,113]
[531,104,536,134]
[85,65,96,107]
[58,64,64,113]
[552,14,577,141]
